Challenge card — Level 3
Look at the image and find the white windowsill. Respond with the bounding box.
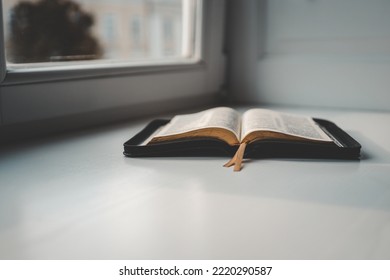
[0,105,389,259]
[2,58,204,85]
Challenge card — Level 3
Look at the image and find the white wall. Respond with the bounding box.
[228,0,390,111]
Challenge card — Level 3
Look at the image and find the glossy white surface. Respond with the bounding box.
[1,107,390,259]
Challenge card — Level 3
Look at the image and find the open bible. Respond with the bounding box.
[124,107,361,171]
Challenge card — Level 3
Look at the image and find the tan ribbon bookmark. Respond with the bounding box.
[223,142,247,172]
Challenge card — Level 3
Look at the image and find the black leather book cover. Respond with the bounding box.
[123,118,361,160]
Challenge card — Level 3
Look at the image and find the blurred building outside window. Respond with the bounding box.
[2,0,200,65]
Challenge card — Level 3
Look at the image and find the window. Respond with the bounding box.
[162,17,176,55]
[102,14,117,42]
[2,0,200,66]
[0,0,226,127]
[130,16,144,52]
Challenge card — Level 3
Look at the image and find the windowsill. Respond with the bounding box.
[1,105,389,259]
[2,58,204,85]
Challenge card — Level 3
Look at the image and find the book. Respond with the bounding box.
[123,107,361,171]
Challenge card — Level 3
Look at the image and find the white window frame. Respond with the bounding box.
[0,0,226,126]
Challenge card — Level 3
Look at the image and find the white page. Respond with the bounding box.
[241,109,332,142]
[155,107,241,140]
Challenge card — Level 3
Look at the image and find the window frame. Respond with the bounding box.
[0,0,226,126]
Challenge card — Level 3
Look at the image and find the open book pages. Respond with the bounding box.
[148,107,333,145]
[241,108,332,143]
[149,107,241,145]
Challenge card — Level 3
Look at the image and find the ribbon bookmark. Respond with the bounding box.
[223,142,247,172]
